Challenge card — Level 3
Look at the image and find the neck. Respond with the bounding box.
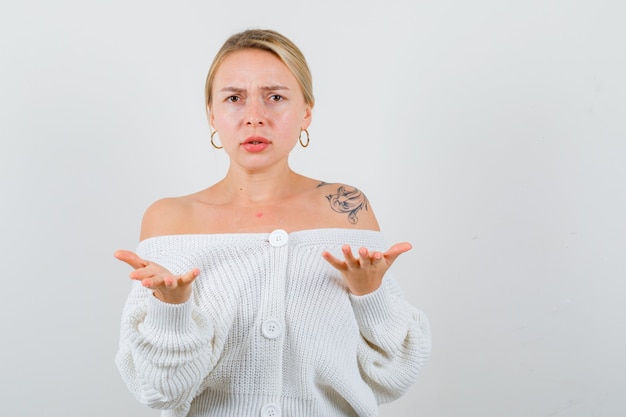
[219,165,302,205]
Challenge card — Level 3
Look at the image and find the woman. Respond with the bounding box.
[114,29,431,417]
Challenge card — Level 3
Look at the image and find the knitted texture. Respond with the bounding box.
[116,228,431,417]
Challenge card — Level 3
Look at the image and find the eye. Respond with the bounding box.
[269,94,284,102]
[226,96,241,103]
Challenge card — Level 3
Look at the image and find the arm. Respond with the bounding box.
[113,200,221,412]
[323,243,431,402]
[319,183,431,402]
[115,279,217,411]
[350,275,431,403]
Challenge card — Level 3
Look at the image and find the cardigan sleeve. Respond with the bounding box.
[115,281,223,415]
[349,274,431,404]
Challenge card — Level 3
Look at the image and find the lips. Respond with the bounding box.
[241,136,271,152]
[243,136,270,145]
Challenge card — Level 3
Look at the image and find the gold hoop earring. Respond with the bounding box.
[299,129,310,148]
[211,131,223,149]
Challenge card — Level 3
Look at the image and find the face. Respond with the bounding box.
[209,48,312,169]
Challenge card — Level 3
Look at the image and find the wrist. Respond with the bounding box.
[153,289,192,304]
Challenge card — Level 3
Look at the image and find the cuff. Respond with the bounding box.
[143,294,195,333]
[349,283,396,329]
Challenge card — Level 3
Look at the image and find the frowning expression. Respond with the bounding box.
[209,48,312,168]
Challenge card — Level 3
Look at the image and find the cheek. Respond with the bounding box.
[211,109,240,130]
[275,118,302,140]
[273,109,304,128]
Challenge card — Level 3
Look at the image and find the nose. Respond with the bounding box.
[245,100,265,126]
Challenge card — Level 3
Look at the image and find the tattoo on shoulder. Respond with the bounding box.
[318,182,369,224]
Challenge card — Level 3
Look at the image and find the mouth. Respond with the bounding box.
[242,136,271,145]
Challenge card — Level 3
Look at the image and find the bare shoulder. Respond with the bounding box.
[139,195,196,240]
[314,181,380,231]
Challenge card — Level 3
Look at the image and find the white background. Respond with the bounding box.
[1,1,625,416]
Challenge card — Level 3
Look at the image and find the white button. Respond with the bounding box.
[261,318,283,339]
[268,229,288,247]
[260,404,281,417]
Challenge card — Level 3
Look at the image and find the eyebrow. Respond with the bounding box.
[219,85,291,93]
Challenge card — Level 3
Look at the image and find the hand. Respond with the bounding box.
[114,249,200,304]
[322,242,412,296]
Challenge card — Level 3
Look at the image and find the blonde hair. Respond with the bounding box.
[204,29,315,110]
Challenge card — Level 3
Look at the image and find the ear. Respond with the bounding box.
[207,105,215,128]
[302,104,313,130]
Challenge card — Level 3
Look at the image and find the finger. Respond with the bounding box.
[358,247,372,267]
[140,277,158,288]
[163,275,177,288]
[322,251,347,271]
[371,251,384,264]
[140,273,172,289]
[129,263,159,280]
[114,250,148,270]
[383,242,413,264]
[130,269,153,281]
[178,268,201,286]
[342,245,360,267]
[163,268,201,288]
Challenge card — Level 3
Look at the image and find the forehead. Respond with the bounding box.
[214,48,297,86]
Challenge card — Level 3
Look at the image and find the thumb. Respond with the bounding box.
[383,242,412,264]
[114,249,148,270]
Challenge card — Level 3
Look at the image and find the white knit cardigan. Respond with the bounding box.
[116,228,431,417]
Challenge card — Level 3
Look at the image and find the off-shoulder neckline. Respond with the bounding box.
[138,227,383,244]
